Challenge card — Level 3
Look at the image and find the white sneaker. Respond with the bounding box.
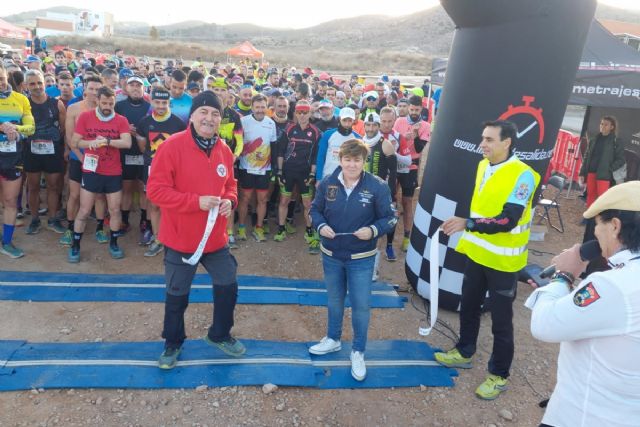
[309,337,341,355]
[350,351,366,381]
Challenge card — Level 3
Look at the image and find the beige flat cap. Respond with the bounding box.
[583,181,640,218]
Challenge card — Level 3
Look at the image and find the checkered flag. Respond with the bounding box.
[405,193,468,311]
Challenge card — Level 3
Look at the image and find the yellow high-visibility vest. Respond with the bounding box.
[456,158,540,272]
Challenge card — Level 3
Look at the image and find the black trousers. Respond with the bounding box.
[456,257,517,378]
[162,246,238,349]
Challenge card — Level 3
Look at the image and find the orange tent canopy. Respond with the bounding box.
[0,18,30,40]
[226,41,264,59]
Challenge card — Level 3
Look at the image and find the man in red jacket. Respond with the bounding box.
[147,91,244,369]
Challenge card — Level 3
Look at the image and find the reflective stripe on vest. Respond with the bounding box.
[460,232,528,257]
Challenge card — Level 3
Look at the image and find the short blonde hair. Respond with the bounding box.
[339,139,369,160]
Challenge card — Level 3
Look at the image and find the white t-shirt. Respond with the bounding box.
[239,114,277,174]
[321,130,357,180]
[525,249,640,427]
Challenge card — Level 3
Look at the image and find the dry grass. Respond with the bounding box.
[39,35,432,75]
[45,35,228,63]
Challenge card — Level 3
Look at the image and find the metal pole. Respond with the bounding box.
[426,83,433,120]
[565,137,584,198]
[565,105,591,198]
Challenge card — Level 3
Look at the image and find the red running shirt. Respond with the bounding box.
[74,110,130,176]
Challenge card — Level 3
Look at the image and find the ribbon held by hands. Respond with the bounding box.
[182,206,220,265]
[419,228,440,336]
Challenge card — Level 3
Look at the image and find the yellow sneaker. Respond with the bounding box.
[252,227,266,242]
[402,236,410,252]
[475,374,508,400]
[237,226,247,241]
[273,229,286,242]
[434,348,472,369]
[284,221,297,234]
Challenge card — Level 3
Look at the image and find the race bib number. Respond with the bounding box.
[125,154,144,166]
[247,167,266,176]
[0,139,17,153]
[397,162,410,174]
[31,140,55,155]
[83,153,99,172]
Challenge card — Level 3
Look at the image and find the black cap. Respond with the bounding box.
[151,88,170,100]
[189,91,222,118]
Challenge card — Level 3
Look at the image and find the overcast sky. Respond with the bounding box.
[2,0,639,29]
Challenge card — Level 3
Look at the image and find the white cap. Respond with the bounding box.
[364,90,379,100]
[127,76,145,85]
[364,112,380,124]
[339,107,356,120]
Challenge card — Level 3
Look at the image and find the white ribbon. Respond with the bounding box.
[419,228,440,336]
[182,206,219,265]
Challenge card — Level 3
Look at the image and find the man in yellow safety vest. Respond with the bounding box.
[437,120,540,400]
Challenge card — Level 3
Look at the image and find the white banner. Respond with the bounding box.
[182,206,219,265]
[419,228,440,336]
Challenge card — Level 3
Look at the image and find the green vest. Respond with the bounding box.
[456,158,540,272]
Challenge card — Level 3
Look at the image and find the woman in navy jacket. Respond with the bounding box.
[309,138,397,381]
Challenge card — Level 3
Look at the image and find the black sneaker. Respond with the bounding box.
[158,347,181,369]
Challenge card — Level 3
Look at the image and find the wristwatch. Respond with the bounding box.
[551,271,576,290]
[465,219,475,231]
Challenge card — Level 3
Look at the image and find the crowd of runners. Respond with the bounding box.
[0,47,433,267]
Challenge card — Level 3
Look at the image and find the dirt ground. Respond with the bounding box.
[0,186,587,427]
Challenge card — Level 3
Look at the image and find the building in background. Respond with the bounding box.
[601,19,640,52]
[35,10,114,38]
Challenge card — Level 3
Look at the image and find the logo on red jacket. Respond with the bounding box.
[573,282,600,307]
[217,164,227,177]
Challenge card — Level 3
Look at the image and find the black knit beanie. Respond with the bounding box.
[189,90,222,118]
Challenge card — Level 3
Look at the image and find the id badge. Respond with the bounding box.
[0,139,17,153]
[397,162,410,173]
[125,154,144,165]
[247,167,266,176]
[31,140,55,155]
[83,153,99,172]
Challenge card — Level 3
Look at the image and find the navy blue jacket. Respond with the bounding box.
[311,167,397,260]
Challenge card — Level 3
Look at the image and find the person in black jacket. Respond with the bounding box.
[309,138,397,382]
[579,116,626,208]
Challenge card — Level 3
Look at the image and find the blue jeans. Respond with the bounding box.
[322,253,375,352]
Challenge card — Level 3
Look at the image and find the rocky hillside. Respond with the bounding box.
[3,3,639,74]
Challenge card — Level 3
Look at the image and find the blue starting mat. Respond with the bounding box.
[0,339,456,390]
[0,271,405,308]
